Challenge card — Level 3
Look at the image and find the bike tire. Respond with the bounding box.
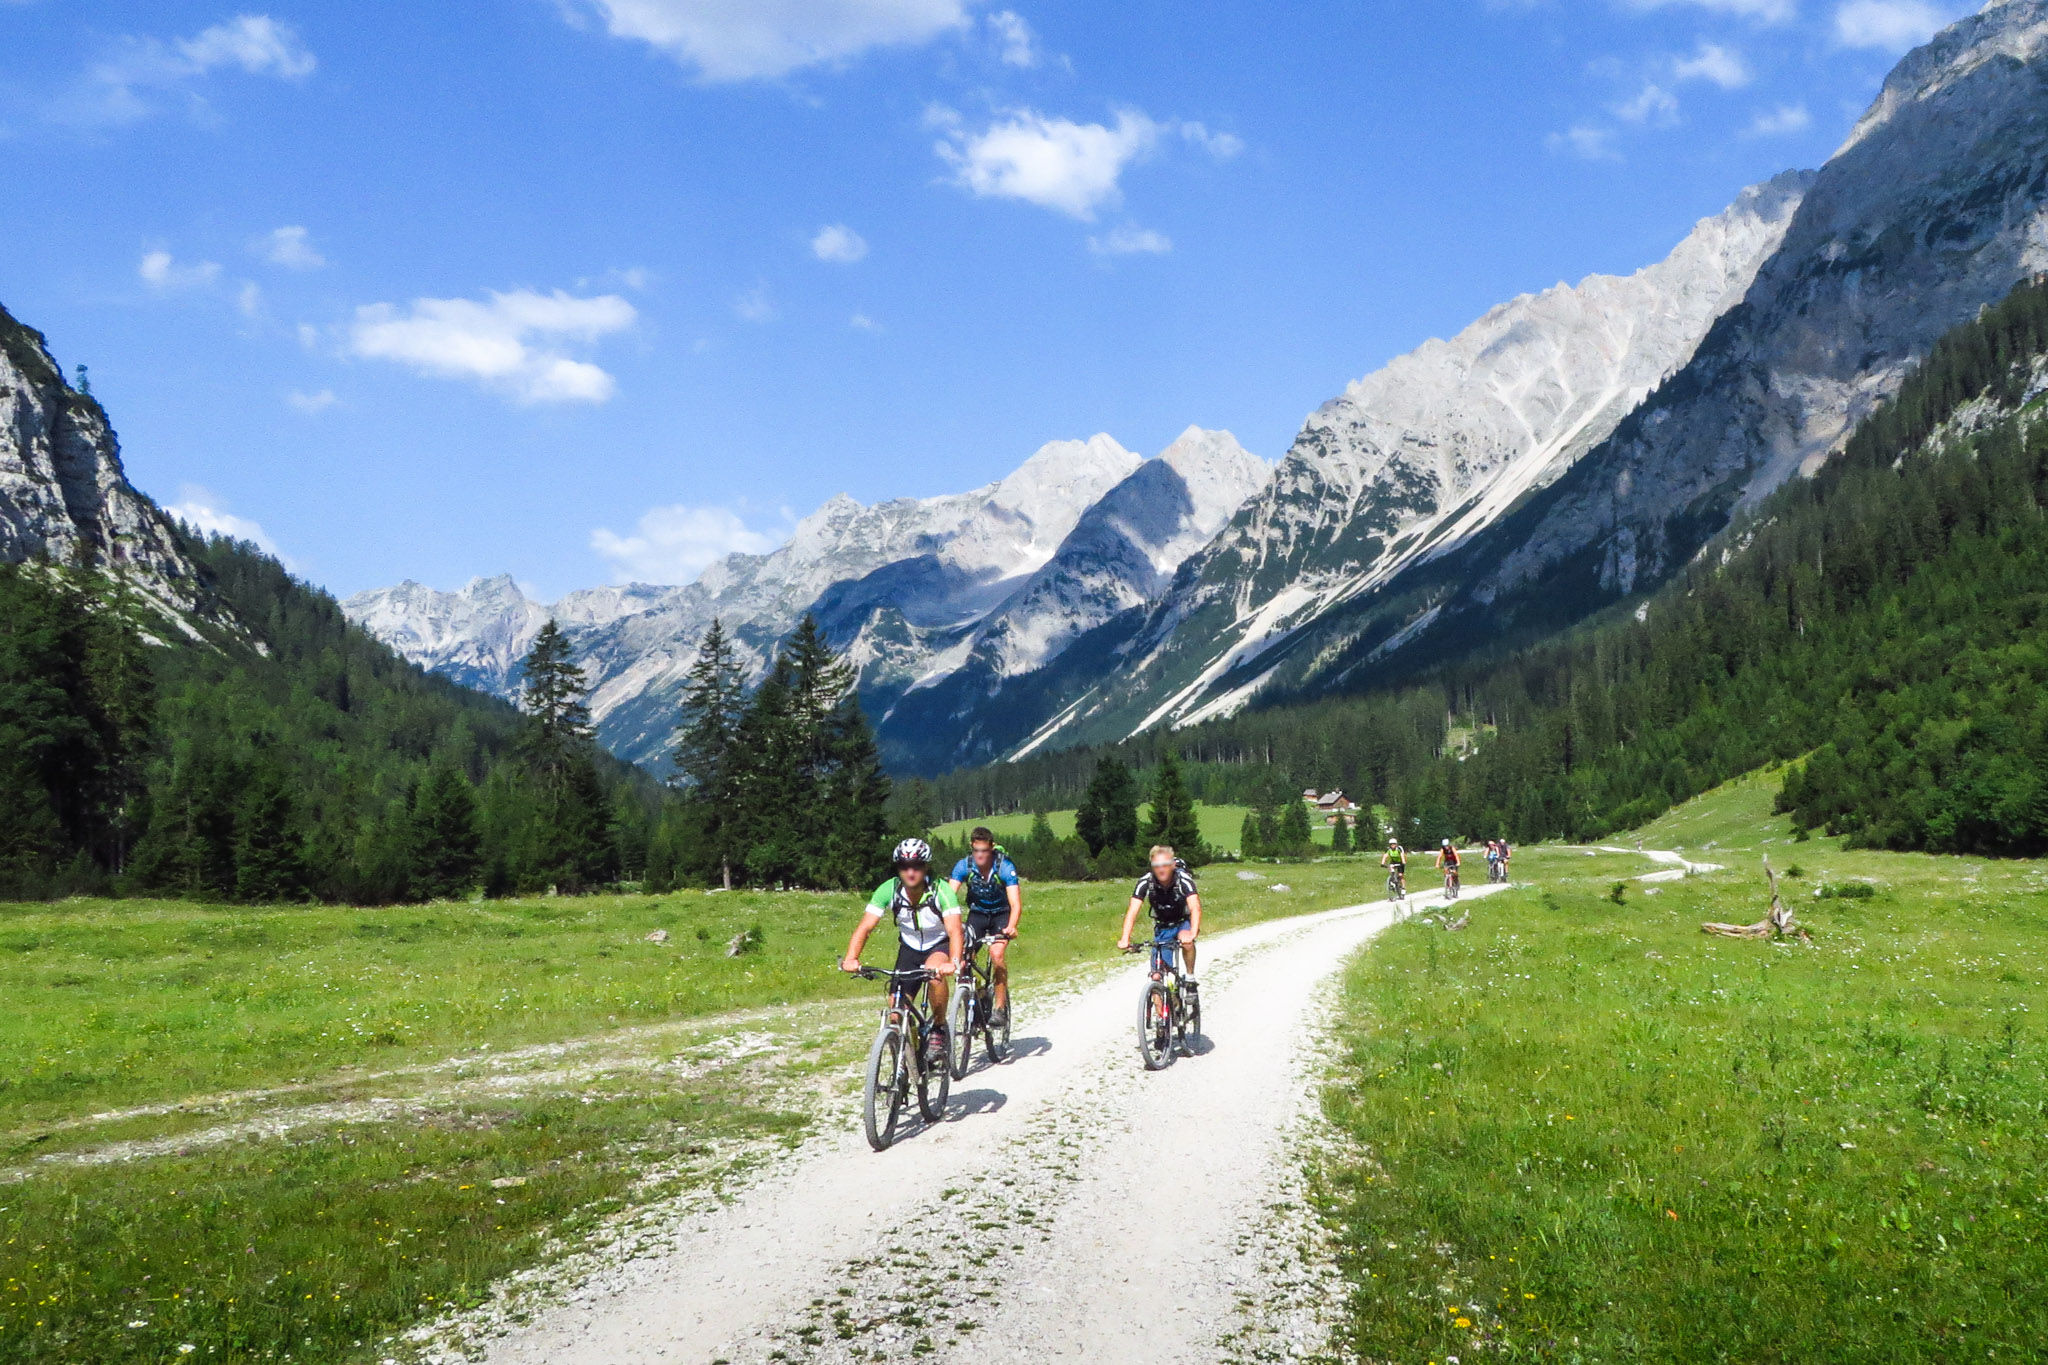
[1186,989,1201,1045]
[947,980,974,1081]
[863,1027,906,1152]
[1138,983,1174,1070]
[916,1023,950,1122]
[985,999,1012,1065]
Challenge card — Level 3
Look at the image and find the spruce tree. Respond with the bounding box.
[1238,809,1264,859]
[1077,756,1139,855]
[234,770,307,902]
[409,766,482,899]
[1331,811,1352,853]
[673,618,746,887]
[1142,751,1206,862]
[818,694,891,887]
[1278,796,1314,856]
[515,622,611,892]
[1029,810,1057,847]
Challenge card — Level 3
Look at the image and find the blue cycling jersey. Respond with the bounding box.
[950,854,1018,912]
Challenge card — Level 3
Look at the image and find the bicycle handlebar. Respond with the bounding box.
[848,966,938,982]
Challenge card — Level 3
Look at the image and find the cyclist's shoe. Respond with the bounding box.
[925,1027,949,1066]
[988,1004,1009,1031]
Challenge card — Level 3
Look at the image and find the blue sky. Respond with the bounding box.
[0,0,1977,599]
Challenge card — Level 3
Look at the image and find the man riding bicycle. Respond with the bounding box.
[1381,838,1407,896]
[841,838,963,1064]
[1434,838,1461,893]
[1117,845,1202,1002]
[949,827,1022,1031]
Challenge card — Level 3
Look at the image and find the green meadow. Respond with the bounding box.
[0,860,1381,1364]
[1319,779,2048,1360]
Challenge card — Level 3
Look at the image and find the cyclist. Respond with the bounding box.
[1485,838,1504,882]
[949,827,1022,1031]
[840,837,963,1065]
[1381,838,1408,898]
[1498,837,1512,882]
[1117,845,1202,1004]
[1435,838,1461,895]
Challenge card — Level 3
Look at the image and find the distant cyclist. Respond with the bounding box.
[1435,838,1461,895]
[950,827,1022,1031]
[1117,845,1202,1005]
[841,838,963,1065]
[1381,838,1407,898]
[1486,838,1507,883]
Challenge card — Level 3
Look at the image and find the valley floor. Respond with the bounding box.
[8,791,2048,1362]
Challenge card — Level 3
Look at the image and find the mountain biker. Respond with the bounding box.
[841,837,963,1065]
[1485,838,1505,881]
[1435,838,1461,893]
[1117,845,1202,1002]
[950,827,1022,1031]
[1381,838,1407,897]
[1498,838,1512,881]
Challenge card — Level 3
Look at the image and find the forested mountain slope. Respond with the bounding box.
[931,278,2048,857]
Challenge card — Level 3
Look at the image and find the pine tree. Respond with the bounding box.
[409,766,482,899]
[1077,756,1139,855]
[234,770,307,902]
[1331,811,1352,853]
[1278,796,1314,855]
[818,694,891,887]
[730,663,803,887]
[1238,809,1264,859]
[673,618,746,887]
[514,621,612,892]
[1142,751,1207,862]
[1029,810,1057,846]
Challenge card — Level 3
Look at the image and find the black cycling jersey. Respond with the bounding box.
[1132,863,1198,925]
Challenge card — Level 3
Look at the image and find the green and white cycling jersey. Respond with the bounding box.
[864,876,961,954]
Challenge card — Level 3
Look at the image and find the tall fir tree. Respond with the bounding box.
[1142,751,1207,862]
[1077,756,1139,854]
[515,621,613,892]
[234,769,307,902]
[672,618,746,887]
[1278,796,1314,855]
[1331,811,1353,854]
[1239,809,1265,858]
[409,765,482,899]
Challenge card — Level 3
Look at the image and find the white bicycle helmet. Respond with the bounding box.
[892,837,932,867]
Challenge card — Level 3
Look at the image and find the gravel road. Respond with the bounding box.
[467,883,1504,1365]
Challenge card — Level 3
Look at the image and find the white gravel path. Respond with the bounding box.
[463,883,1507,1365]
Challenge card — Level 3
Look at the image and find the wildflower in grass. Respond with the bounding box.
[1666,1209,1679,1220]
[1455,1316,1473,1328]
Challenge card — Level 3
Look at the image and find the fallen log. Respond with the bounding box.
[1701,856,1813,944]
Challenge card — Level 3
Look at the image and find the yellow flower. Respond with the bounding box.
[1524,1292,1537,1299]
[1666,1209,1679,1220]
[1455,1317,1473,1328]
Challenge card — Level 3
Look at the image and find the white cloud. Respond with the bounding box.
[849,313,882,332]
[1620,0,1796,22]
[811,223,869,262]
[138,249,222,291]
[1614,82,1680,125]
[591,503,780,584]
[257,224,324,270]
[1088,224,1172,256]
[286,388,337,413]
[734,284,777,322]
[1547,124,1622,160]
[1673,41,1752,88]
[1745,101,1813,135]
[573,0,970,82]
[167,484,286,559]
[1833,0,1958,50]
[988,10,1037,66]
[60,14,314,126]
[933,107,1233,221]
[347,288,635,405]
[237,281,264,317]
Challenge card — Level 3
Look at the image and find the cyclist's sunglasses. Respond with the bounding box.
[893,858,928,870]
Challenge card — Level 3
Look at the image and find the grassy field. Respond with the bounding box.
[935,802,1356,852]
[1318,779,2048,1360]
[0,858,1384,1364]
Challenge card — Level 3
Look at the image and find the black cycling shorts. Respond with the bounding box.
[966,909,1010,942]
[893,939,947,976]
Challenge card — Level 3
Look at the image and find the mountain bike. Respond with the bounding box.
[1443,866,1461,900]
[1488,856,1508,884]
[1124,938,1199,1071]
[948,927,1014,1079]
[850,966,949,1150]
[1386,865,1406,902]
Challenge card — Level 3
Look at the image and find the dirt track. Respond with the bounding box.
[464,883,1503,1365]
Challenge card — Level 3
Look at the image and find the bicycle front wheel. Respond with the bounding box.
[916,1024,950,1122]
[863,1027,906,1152]
[985,995,1012,1065]
[947,980,974,1081]
[1138,983,1174,1070]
